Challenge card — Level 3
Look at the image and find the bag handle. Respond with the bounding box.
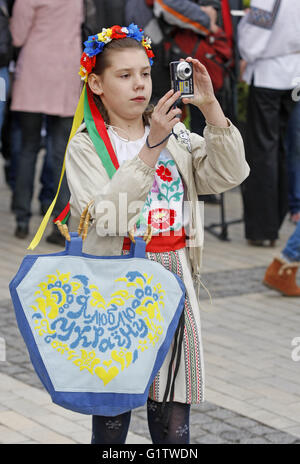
[65,232,83,256]
[55,202,153,258]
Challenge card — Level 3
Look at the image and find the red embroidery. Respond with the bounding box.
[156,165,173,182]
[148,208,176,230]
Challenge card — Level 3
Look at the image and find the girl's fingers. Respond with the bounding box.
[185,56,207,73]
[181,97,193,105]
[161,90,181,114]
[167,107,182,121]
[156,89,175,111]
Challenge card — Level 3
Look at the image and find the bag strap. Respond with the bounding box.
[65,233,83,256]
[55,202,153,255]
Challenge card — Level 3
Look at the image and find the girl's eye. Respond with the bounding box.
[143,72,150,77]
[120,74,129,79]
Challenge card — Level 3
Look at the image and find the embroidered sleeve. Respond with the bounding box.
[247,0,281,30]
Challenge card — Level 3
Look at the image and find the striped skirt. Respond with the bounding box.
[122,247,205,405]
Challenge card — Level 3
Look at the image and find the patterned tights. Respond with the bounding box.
[91,399,190,445]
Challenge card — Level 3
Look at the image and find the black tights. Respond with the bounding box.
[91,399,190,445]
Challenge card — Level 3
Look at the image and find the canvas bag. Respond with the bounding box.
[9,233,185,416]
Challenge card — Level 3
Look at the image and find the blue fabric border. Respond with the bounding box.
[9,235,186,416]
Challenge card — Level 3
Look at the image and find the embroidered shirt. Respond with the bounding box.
[107,125,187,236]
[238,0,300,90]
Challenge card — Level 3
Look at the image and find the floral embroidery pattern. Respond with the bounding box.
[176,424,189,437]
[105,419,122,431]
[156,165,173,182]
[147,400,159,412]
[30,270,165,387]
[148,208,176,231]
[135,154,184,235]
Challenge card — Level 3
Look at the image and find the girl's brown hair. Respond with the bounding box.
[90,37,154,125]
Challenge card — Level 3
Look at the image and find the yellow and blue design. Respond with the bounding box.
[30,269,165,387]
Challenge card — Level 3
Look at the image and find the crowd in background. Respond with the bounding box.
[0,0,299,295]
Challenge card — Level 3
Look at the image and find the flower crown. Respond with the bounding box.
[79,23,155,82]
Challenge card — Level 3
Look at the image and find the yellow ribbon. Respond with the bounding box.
[28,84,86,250]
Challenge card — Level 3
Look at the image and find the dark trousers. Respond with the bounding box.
[12,112,72,225]
[286,101,300,215]
[242,85,296,240]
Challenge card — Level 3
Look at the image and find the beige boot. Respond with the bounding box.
[263,257,300,296]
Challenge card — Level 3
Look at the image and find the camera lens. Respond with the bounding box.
[176,62,192,80]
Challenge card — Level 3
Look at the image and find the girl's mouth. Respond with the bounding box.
[131,97,146,102]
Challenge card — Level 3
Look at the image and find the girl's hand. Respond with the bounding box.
[181,57,228,127]
[148,89,182,149]
[181,57,216,109]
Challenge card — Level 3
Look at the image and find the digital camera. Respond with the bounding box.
[170,61,194,98]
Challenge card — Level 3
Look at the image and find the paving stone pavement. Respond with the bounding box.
[1,156,300,444]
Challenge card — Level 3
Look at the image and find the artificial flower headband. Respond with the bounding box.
[79,23,155,82]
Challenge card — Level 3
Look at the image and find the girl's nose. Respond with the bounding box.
[134,75,144,89]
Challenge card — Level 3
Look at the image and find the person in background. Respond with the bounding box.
[152,0,219,111]
[286,102,300,225]
[238,0,300,247]
[10,0,83,243]
[83,0,125,41]
[0,0,12,137]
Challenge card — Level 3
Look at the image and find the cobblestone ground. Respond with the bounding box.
[1,296,299,444]
[1,155,300,444]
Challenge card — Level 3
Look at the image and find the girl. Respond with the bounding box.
[65,24,249,444]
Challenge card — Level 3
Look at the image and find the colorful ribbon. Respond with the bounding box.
[28,84,121,249]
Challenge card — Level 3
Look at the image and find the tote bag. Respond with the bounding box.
[9,233,185,416]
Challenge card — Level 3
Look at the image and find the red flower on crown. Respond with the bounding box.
[146,49,155,60]
[80,53,96,74]
[110,25,128,39]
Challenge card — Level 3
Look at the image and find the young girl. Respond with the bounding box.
[64,24,249,444]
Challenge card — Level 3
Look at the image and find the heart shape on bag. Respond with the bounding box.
[31,268,166,386]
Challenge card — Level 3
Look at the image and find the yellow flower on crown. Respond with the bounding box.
[98,28,113,44]
[142,37,152,49]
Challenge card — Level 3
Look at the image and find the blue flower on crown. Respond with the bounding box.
[84,35,105,57]
[127,23,144,42]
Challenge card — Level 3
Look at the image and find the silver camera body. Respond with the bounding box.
[170,61,194,98]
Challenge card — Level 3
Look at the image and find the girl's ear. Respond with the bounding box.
[88,73,104,96]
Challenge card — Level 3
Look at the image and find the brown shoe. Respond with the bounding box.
[263,257,300,296]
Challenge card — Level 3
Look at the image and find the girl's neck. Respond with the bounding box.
[108,114,145,141]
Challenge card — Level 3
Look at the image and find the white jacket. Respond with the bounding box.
[66,120,249,283]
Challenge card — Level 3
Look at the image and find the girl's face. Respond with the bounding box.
[90,48,152,125]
